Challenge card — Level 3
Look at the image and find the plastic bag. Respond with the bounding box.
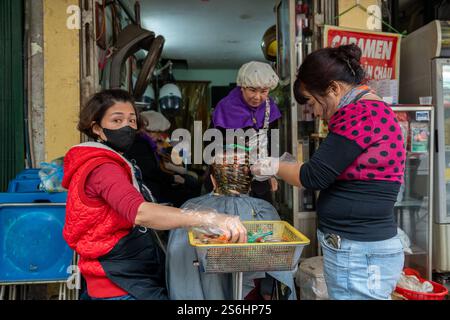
[38,158,66,192]
[182,203,244,244]
[397,227,413,254]
[295,256,329,300]
[397,272,434,293]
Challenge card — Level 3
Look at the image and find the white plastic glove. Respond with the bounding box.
[250,157,280,181]
[250,152,297,181]
[182,205,247,243]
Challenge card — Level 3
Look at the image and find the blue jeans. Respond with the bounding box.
[317,229,404,300]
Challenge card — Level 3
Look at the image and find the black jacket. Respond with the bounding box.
[126,135,175,202]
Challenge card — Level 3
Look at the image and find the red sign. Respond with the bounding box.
[324,26,401,81]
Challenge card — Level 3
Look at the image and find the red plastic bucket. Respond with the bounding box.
[395,268,448,300]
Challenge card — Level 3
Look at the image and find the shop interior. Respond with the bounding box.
[84,0,450,299]
[2,0,450,300]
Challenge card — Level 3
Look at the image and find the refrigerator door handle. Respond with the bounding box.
[435,129,439,153]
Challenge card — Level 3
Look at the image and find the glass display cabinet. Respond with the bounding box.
[275,0,337,258]
[274,0,298,224]
[275,0,319,258]
[398,22,450,275]
[391,105,434,279]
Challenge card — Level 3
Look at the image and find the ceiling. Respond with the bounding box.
[130,0,278,69]
[124,0,428,69]
[399,0,419,10]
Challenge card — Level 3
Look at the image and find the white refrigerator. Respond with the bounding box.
[400,20,450,273]
[432,58,450,272]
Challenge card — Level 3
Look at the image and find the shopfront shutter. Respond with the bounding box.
[0,0,25,191]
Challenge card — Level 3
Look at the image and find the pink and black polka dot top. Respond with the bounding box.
[299,99,406,242]
[329,100,405,184]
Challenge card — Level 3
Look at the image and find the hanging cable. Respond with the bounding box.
[334,1,406,36]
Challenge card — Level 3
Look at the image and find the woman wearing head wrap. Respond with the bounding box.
[212,61,281,130]
[209,61,282,203]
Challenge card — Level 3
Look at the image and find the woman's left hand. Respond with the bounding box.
[173,175,185,184]
[270,177,278,192]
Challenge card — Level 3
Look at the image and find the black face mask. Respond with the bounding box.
[101,125,137,153]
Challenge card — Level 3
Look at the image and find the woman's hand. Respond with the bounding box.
[165,161,188,175]
[251,154,303,188]
[173,175,185,184]
[195,211,248,243]
[213,214,248,243]
[250,157,280,181]
[270,177,278,192]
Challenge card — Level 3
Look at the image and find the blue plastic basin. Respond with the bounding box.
[15,169,41,180]
[0,191,71,283]
[7,179,42,193]
[0,192,67,204]
[0,204,73,283]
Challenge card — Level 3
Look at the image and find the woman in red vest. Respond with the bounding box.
[62,89,247,300]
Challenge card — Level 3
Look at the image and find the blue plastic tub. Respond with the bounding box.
[0,203,73,283]
[15,169,41,180]
[0,192,67,204]
[7,178,42,193]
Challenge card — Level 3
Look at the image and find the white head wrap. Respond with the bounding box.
[236,61,279,90]
[140,110,171,132]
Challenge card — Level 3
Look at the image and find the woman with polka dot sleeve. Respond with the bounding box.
[251,44,405,300]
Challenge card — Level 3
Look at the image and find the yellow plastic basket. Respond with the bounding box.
[188,221,310,273]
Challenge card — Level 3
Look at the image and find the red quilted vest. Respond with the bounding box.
[62,142,139,297]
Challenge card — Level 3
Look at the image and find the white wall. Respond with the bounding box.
[173,69,238,87]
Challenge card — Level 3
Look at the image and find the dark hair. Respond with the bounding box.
[210,149,251,195]
[293,44,366,104]
[78,89,144,139]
